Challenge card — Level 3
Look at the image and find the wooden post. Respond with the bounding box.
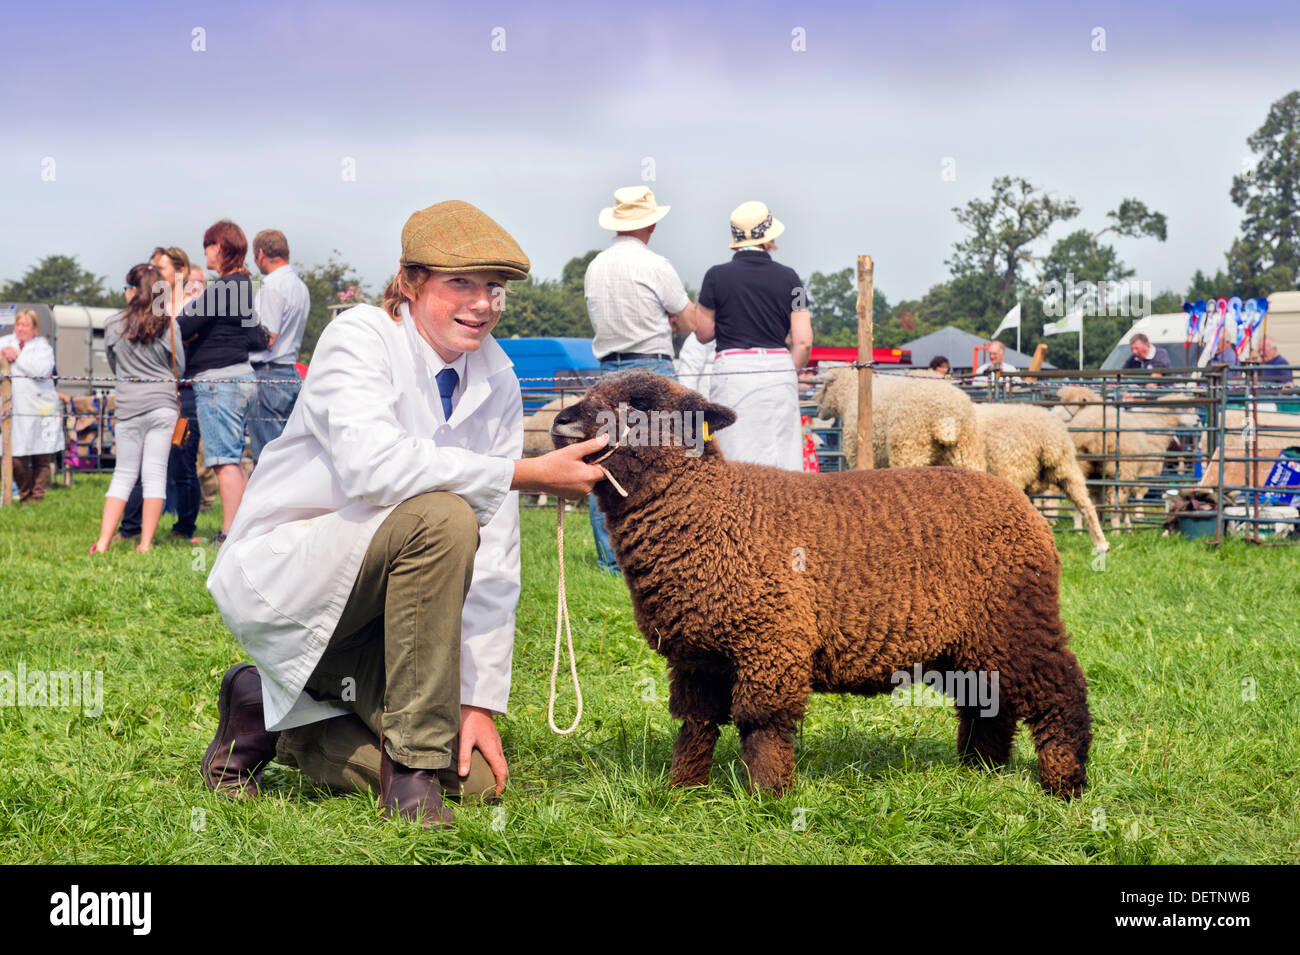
[1024,343,1048,382]
[1,355,12,506]
[856,255,874,470]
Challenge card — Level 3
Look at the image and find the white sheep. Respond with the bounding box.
[1065,402,1200,530]
[973,403,1108,552]
[521,394,582,507]
[815,367,984,471]
[1053,385,1102,423]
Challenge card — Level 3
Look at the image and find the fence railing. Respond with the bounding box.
[945,365,1300,544]
[8,363,1299,545]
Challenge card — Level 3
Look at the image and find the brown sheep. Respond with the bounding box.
[1198,410,1300,500]
[552,370,1092,799]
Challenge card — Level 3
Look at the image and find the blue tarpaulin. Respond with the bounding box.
[496,337,600,409]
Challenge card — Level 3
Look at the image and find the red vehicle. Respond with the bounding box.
[807,346,911,371]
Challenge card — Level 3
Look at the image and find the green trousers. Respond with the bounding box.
[275,491,495,798]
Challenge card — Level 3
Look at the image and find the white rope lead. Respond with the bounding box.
[548,500,583,735]
[546,443,629,736]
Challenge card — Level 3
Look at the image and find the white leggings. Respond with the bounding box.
[107,407,178,500]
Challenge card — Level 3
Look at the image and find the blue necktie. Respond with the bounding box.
[435,367,458,420]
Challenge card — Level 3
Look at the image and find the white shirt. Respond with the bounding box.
[585,235,690,359]
[207,303,522,730]
[250,264,311,365]
[974,360,1017,376]
[0,334,62,456]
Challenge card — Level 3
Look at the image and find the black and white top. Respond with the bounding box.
[699,250,804,352]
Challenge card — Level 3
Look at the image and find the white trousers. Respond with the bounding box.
[709,350,803,470]
[107,406,178,500]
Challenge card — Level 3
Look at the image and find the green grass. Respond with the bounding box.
[1,474,1298,864]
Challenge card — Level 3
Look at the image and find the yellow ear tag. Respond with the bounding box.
[702,420,714,441]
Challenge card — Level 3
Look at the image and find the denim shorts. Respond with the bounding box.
[193,375,258,466]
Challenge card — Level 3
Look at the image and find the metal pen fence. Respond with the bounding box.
[9,362,1299,546]
[948,365,1300,545]
[520,364,1300,544]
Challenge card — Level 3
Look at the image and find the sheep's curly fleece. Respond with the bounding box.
[1065,402,1199,530]
[974,403,1109,552]
[553,370,1092,799]
[816,367,984,471]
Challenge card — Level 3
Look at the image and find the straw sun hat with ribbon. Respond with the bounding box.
[729,200,785,250]
[598,186,671,231]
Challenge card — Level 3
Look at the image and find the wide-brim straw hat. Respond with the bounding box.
[598,186,671,231]
[400,200,530,281]
[729,200,785,249]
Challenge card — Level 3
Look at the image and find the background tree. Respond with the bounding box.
[806,268,892,347]
[497,277,592,338]
[1090,198,1167,252]
[297,252,368,361]
[1228,90,1300,296]
[1025,196,1167,368]
[497,251,602,339]
[1185,268,1236,302]
[1,254,118,307]
[561,250,599,295]
[947,175,1080,321]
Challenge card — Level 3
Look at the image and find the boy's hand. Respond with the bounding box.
[459,705,507,797]
[512,433,609,499]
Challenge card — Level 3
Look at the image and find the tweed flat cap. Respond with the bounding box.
[400,200,531,280]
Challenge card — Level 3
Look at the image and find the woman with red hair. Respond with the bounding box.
[178,220,273,544]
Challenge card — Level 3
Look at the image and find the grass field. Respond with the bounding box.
[1,474,1298,864]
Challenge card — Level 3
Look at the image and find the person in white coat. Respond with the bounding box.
[1,309,63,502]
[202,201,608,827]
[676,332,716,399]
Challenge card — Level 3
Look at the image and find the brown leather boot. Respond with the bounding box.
[202,664,281,800]
[378,743,454,829]
[29,454,52,502]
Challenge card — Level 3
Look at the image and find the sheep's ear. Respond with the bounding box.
[679,390,737,432]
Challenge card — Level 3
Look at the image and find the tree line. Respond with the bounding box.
[5,92,1296,369]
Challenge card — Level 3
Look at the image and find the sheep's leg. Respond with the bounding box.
[668,667,732,788]
[1057,466,1108,551]
[731,659,811,796]
[956,704,1018,769]
[1009,645,1092,800]
[736,720,798,796]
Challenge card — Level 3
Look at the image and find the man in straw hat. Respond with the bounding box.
[202,200,609,827]
[694,200,811,470]
[582,185,697,573]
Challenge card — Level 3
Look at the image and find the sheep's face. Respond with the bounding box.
[813,367,854,419]
[550,370,737,486]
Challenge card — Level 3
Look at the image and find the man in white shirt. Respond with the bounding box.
[582,186,696,572]
[249,229,311,463]
[202,201,609,828]
[974,340,1017,376]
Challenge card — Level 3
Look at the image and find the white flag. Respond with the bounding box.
[1043,307,1083,336]
[993,303,1021,337]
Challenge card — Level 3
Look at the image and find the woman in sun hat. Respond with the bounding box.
[693,200,812,470]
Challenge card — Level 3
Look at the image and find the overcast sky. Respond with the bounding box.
[3,0,1298,304]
